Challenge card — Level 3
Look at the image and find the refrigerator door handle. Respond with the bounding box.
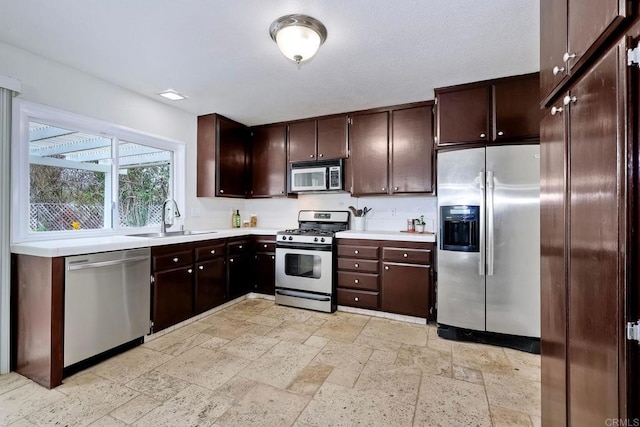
[486,170,495,276]
[479,170,486,276]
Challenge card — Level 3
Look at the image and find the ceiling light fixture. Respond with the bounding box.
[158,89,188,101]
[269,14,327,65]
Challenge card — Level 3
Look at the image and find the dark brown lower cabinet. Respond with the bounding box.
[381,262,431,318]
[153,267,194,331]
[228,253,253,299]
[195,258,226,314]
[254,252,275,295]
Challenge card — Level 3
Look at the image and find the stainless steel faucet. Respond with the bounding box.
[160,199,181,233]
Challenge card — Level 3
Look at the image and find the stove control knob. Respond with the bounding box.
[314,237,318,242]
[320,238,325,242]
[282,236,287,241]
[288,236,293,241]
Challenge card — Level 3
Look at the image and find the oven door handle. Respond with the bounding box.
[276,243,333,251]
[276,289,331,301]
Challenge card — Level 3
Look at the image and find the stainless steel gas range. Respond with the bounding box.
[275,210,350,313]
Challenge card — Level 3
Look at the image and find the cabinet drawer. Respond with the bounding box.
[153,250,193,271]
[337,258,379,273]
[337,245,379,259]
[195,242,225,261]
[337,271,378,291]
[228,240,250,255]
[382,247,432,264]
[337,288,379,310]
[255,241,276,252]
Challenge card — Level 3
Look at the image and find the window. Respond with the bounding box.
[13,101,185,241]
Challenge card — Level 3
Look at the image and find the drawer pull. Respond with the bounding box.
[230,258,234,263]
[354,297,359,302]
[403,253,408,258]
[239,245,243,249]
[354,279,359,284]
[354,263,359,268]
[271,255,275,260]
[264,244,268,248]
[173,257,179,263]
[354,250,359,254]
[385,266,389,270]
[210,249,216,255]
[187,268,193,274]
[198,265,204,270]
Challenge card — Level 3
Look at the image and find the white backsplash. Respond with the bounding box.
[188,192,437,234]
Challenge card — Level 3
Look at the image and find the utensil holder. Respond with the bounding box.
[354,217,365,231]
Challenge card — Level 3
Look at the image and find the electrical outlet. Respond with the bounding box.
[391,208,397,218]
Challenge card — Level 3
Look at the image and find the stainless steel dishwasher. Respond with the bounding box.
[64,248,150,367]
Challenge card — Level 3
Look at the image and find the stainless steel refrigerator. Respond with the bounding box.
[436,145,540,341]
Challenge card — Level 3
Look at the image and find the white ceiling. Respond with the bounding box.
[0,1,540,126]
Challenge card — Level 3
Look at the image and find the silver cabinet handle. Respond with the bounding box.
[354,279,359,284]
[199,265,204,270]
[403,253,408,258]
[354,250,359,254]
[563,95,577,105]
[172,257,179,263]
[381,187,386,191]
[551,106,563,115]
[264,244,268,248]
[497,131,504,136]
[230,258,234,263]
[480,133,486,138]
[309,154,314,158]
[239,245,243,249]
[354,297,359,302]
[220,189,224,194]
[210,250,215,255]
[394,186,399,191]
[563,52,576,62]
[354,263,359,268]
[271,255,275,260]
[319,153,323,158]
[187,268,193,274]
[552,65,565,75]
[385,266,389,270]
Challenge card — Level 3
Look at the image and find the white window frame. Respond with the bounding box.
[11,100,186,243]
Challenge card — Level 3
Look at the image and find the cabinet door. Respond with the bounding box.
[199,114,248,197]
[436,86,490,146]
[390,106,434,193]
[540,0,568,101]
[228,253,253,299]
[567,0,628,72]
[288,120,316,163]
[317,115,348,160]
[195,258,226,314]
[567,45,621,425]
[381,262,430,318]
[540,103,568,427]
[251,124,287,197]
[492,74,540,142]
[153,267,193,331]
[350,111,389,195]
[254,252,275,295]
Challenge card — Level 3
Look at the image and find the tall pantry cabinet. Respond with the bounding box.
[539,0,639,424]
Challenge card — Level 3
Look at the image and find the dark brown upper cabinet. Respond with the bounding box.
[288,115,348,163]
[390,105,434,194]
[250,124,287,197]
[540,0,632,105]
[350,103,435,196]
[435,73,540,148]
[349,111,389,196]
[197,113,248,198]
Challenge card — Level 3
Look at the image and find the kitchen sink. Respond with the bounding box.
[128,230,218,238]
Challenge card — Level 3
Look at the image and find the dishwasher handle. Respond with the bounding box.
[67,255,150,271]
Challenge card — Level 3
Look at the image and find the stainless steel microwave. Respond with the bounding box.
[290,159,343,193]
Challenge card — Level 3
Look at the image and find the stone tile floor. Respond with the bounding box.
[0,298,541,426]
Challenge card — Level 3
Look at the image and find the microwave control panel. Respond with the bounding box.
[328,166,341,190]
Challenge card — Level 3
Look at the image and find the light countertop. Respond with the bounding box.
[11,228,282,257]
[336,230,436,243]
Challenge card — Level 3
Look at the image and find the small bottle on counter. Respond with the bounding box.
[234,209,241,228]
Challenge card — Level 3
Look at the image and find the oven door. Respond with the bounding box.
[275,246,333,294]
